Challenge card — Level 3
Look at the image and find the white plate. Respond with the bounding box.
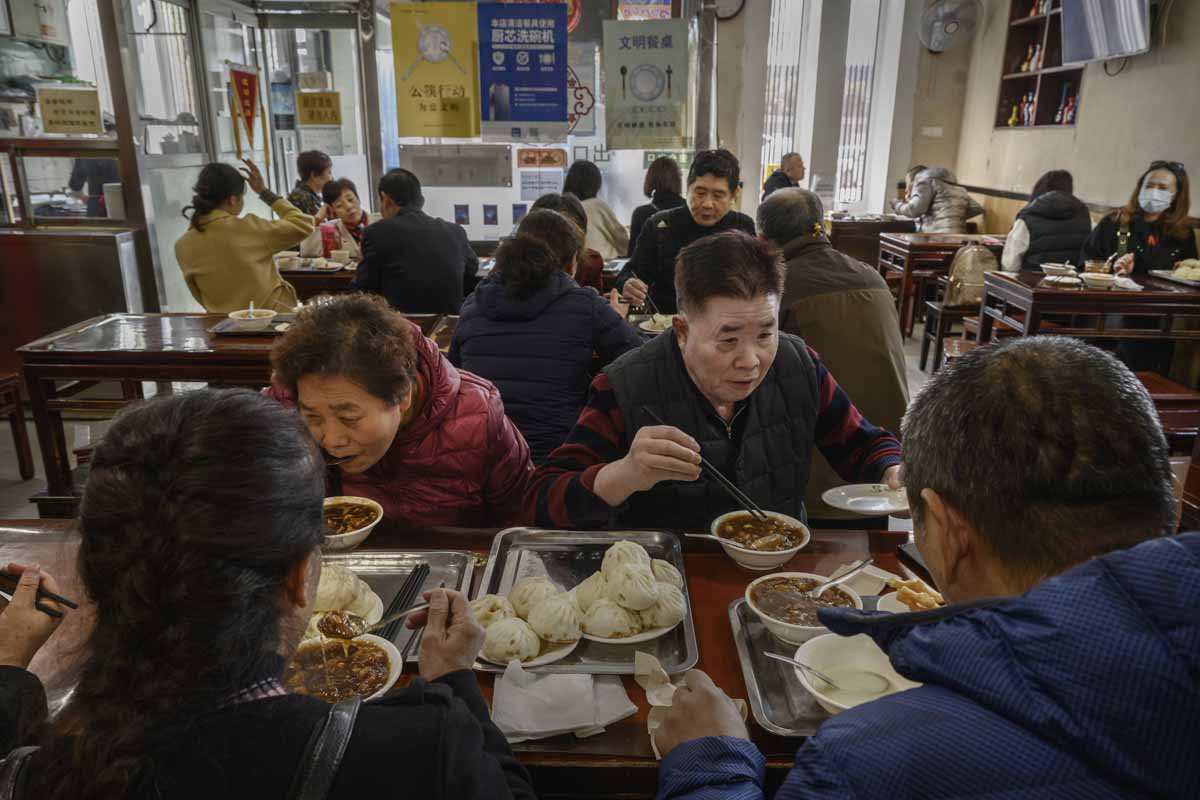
[583,620,682,645]
[875,592,910,614]
[1043,274,1082,286]
[821,484,908,515]
[478,637,580,668]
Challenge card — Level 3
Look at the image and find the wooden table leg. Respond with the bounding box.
[977,294,995,342]
[23,370,72,495]
[898,259,914,339]
[6,388,35,481]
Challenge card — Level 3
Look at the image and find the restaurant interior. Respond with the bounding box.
[0,0,1197,798]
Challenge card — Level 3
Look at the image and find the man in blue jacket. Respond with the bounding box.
[655,335,1199,800]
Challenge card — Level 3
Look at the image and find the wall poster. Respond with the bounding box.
[602,20,692,150]
[391,2,480,138]
[477,2,568,142]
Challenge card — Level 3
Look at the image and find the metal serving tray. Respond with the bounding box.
[475,528,699,675]
[1149,270,1200,288]
[323,549,475,661]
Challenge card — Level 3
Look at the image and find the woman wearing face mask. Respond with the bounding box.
[300,178,376,261]
[1081,161,1197,275]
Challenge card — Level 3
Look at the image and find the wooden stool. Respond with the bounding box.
[0,373,34,481]
[942,338,978,368]
[921,301,971,374]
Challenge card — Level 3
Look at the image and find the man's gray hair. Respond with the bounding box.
[902,336,1175,580]
[756,187,825,246]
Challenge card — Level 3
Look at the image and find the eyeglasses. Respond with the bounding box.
[1150,160,1186,176]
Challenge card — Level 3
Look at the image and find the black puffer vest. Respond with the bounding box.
[1017,190,1093,269]
[604,331,819,529]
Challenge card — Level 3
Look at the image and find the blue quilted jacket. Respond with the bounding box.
[658,533,1200,800]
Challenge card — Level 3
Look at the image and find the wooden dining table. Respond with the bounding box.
[16,313,457,510]
[825,214,916,270]
[280,266,356,302]
[0,518,918,799]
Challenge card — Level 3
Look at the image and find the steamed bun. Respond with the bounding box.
[582,598,643,639]
[527,592,582,644]
[470,594,516,629]
[573,571,608,614]
[650,559,683,589]
[604,562,659,611]
[601,541,652,578]
[639,583,687,629]
[483,617,541,664]
[314,565,378,618]
[509,576,559,620]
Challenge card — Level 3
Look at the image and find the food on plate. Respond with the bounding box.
[470,594,516,629]
[305,565,382,640]
[715,513,804,551]
[323,502,380,535]
[581,598,643,639]
[1172,260,1200,281]
[573,571,608,614]
[650,558,683,589]
[639,583,686,629]
[750,576,855,627]
[600,540,652,578]
[482,617,541,664]
[641,314,675,333]
[527,592,582,644]
[886,577,945,612]
[603,562,659,611]
[508,576,559,619]
[283,639,390,703]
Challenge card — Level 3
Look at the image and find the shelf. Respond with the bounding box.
[1011,13,1051,27]
[998,124,1076,130]
[1002,71,1041,80]
[1002,65,1082,80]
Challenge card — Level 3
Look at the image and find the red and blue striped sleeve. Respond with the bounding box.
[809,346,903,483]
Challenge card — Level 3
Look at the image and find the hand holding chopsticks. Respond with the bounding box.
[0,564,74,670]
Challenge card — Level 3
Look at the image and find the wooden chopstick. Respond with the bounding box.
[0,570,79,610]
[641,408,769,521]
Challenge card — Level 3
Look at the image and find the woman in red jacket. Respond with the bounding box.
[270,293,534,527]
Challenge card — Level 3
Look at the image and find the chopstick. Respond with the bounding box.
[380,563,430,645]
[0,570,79,619]
[641,408,769,521]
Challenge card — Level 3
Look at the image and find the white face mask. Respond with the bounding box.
[1138,187,1174,215]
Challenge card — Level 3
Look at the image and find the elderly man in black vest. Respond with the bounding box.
[526,230,902,530]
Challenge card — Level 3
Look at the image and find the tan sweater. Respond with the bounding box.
[582,197,629,260]
[175,198,313,312]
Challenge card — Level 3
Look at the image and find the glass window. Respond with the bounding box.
[201,11,264,160]
[128,0,204,155]
[834,0,882,210]
[761,0,806,178]
[0,156,21,224]
[22,155,125,220]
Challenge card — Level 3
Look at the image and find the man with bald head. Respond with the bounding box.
[761,153,806,199]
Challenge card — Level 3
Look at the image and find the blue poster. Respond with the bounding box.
[478,2,568,142]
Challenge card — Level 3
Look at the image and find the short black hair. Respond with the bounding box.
[688,149,740,194]
[757,188,825,245]
[563,160,603,201]
[644,156,682,198]
[296,150,332,181]
[531,192,588,232]
[675,230,784,314]
[1030,170,1074,200]
[902,337,1175,581]
[378,168,423,209]
[322,178,358,206]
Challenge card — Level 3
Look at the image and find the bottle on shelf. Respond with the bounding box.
[1064,94,1077,125]
[1026,92,1037,126]
[1028,1,1039,17]
[1053,83,1069,123]
[1032,43,1043,70]
[1008,103,1020,127]
[1021,44,1034,72]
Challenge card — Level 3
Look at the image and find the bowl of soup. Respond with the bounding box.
[227,308,278,331]
[283,633,403,703]
[793,633,920,715]
[745,572,863,645]
[710,510,810,570]
[322,496,384,551]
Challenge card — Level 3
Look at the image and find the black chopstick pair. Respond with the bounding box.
[0,570,79,619]
[641,408,769,522]
[379,563,430,647]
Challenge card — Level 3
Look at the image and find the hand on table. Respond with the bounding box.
[594,425,702,507]
[622,278,649,306]
[653,670,749,759]
[239,159,267,195]
[408,588,485,682]
[0,563,66,670]
[1112,253,1135,277]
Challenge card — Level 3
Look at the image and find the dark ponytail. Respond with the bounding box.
[46,389,325,800]
[183,163,246,231]
[495,209,583,295]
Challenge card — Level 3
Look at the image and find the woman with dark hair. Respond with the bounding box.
[174,159,313,312]
[300,177,376,261]
[564,160,628,259]
[531,192,605,292]
[451,210,642,463]
[1081,161,1197,274]
[0,389,535,799]
[628,156,685,257]
[1001,169,1092,272]
[287,149,333,215]
[269,293,533,526]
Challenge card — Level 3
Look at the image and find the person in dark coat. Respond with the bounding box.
[285,150,332,216]
[617,149,757,313]
[628,156,686,257]
[452,210,642,463]
[1000,169,1093,271]
[68,157,120,217]
[354,168,478,314]
[760,152,805,200]
[652,336,1199,800]
[0,390,535,800]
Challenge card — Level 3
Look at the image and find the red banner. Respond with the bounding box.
[229,66,259,145]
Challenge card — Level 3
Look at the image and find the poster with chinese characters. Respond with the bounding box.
[603,20,691,150]
[391,2,480,138]
[296,91,342,126]
[37,87,103,135]
[477,2,567,143]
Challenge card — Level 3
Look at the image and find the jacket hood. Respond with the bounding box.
[471,270,578,322]
[1021,189,1089,221]
[822,534,1200,797]
[918,167,958,184]
[388,321,461,448]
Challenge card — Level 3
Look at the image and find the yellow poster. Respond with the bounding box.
[391,2,479,138]
[37,87,103,135]
[297,91,342,126]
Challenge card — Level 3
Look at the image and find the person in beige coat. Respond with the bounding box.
[759,188,909,524]
[564,159,628,259]
[175,159,314,312]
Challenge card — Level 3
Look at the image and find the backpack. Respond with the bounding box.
[943,243,999,307]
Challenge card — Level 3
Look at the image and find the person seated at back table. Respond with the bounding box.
[1001,169,1093,272]
[525,230,901,530]
[300,177,376,262]
[354,168,478,314]
[617,148,757,314]
[0,389,535,799]
[628,156,686,258]
[761,151,806,200]
[530,192,606,292]
[564,159,629,260]
[1081,160,1196,275]
[653,336,1200,800]
[451,210,642,464]
[286,149,333,216]
[757,188,908,527]
[268,293,533,527]
[891,164,983,234]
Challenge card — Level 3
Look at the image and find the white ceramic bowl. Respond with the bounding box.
[330,249,351,265]
[793,633,920,715]
[1039,262,1076,277]
[1081,272,1116,289]
[710,510,810,571]
[322,496,384,551]
[292,633,404,701]
[745,571,863,645]
[276,254,301,270]
[227,308,278,330]
[875,592,910,614]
